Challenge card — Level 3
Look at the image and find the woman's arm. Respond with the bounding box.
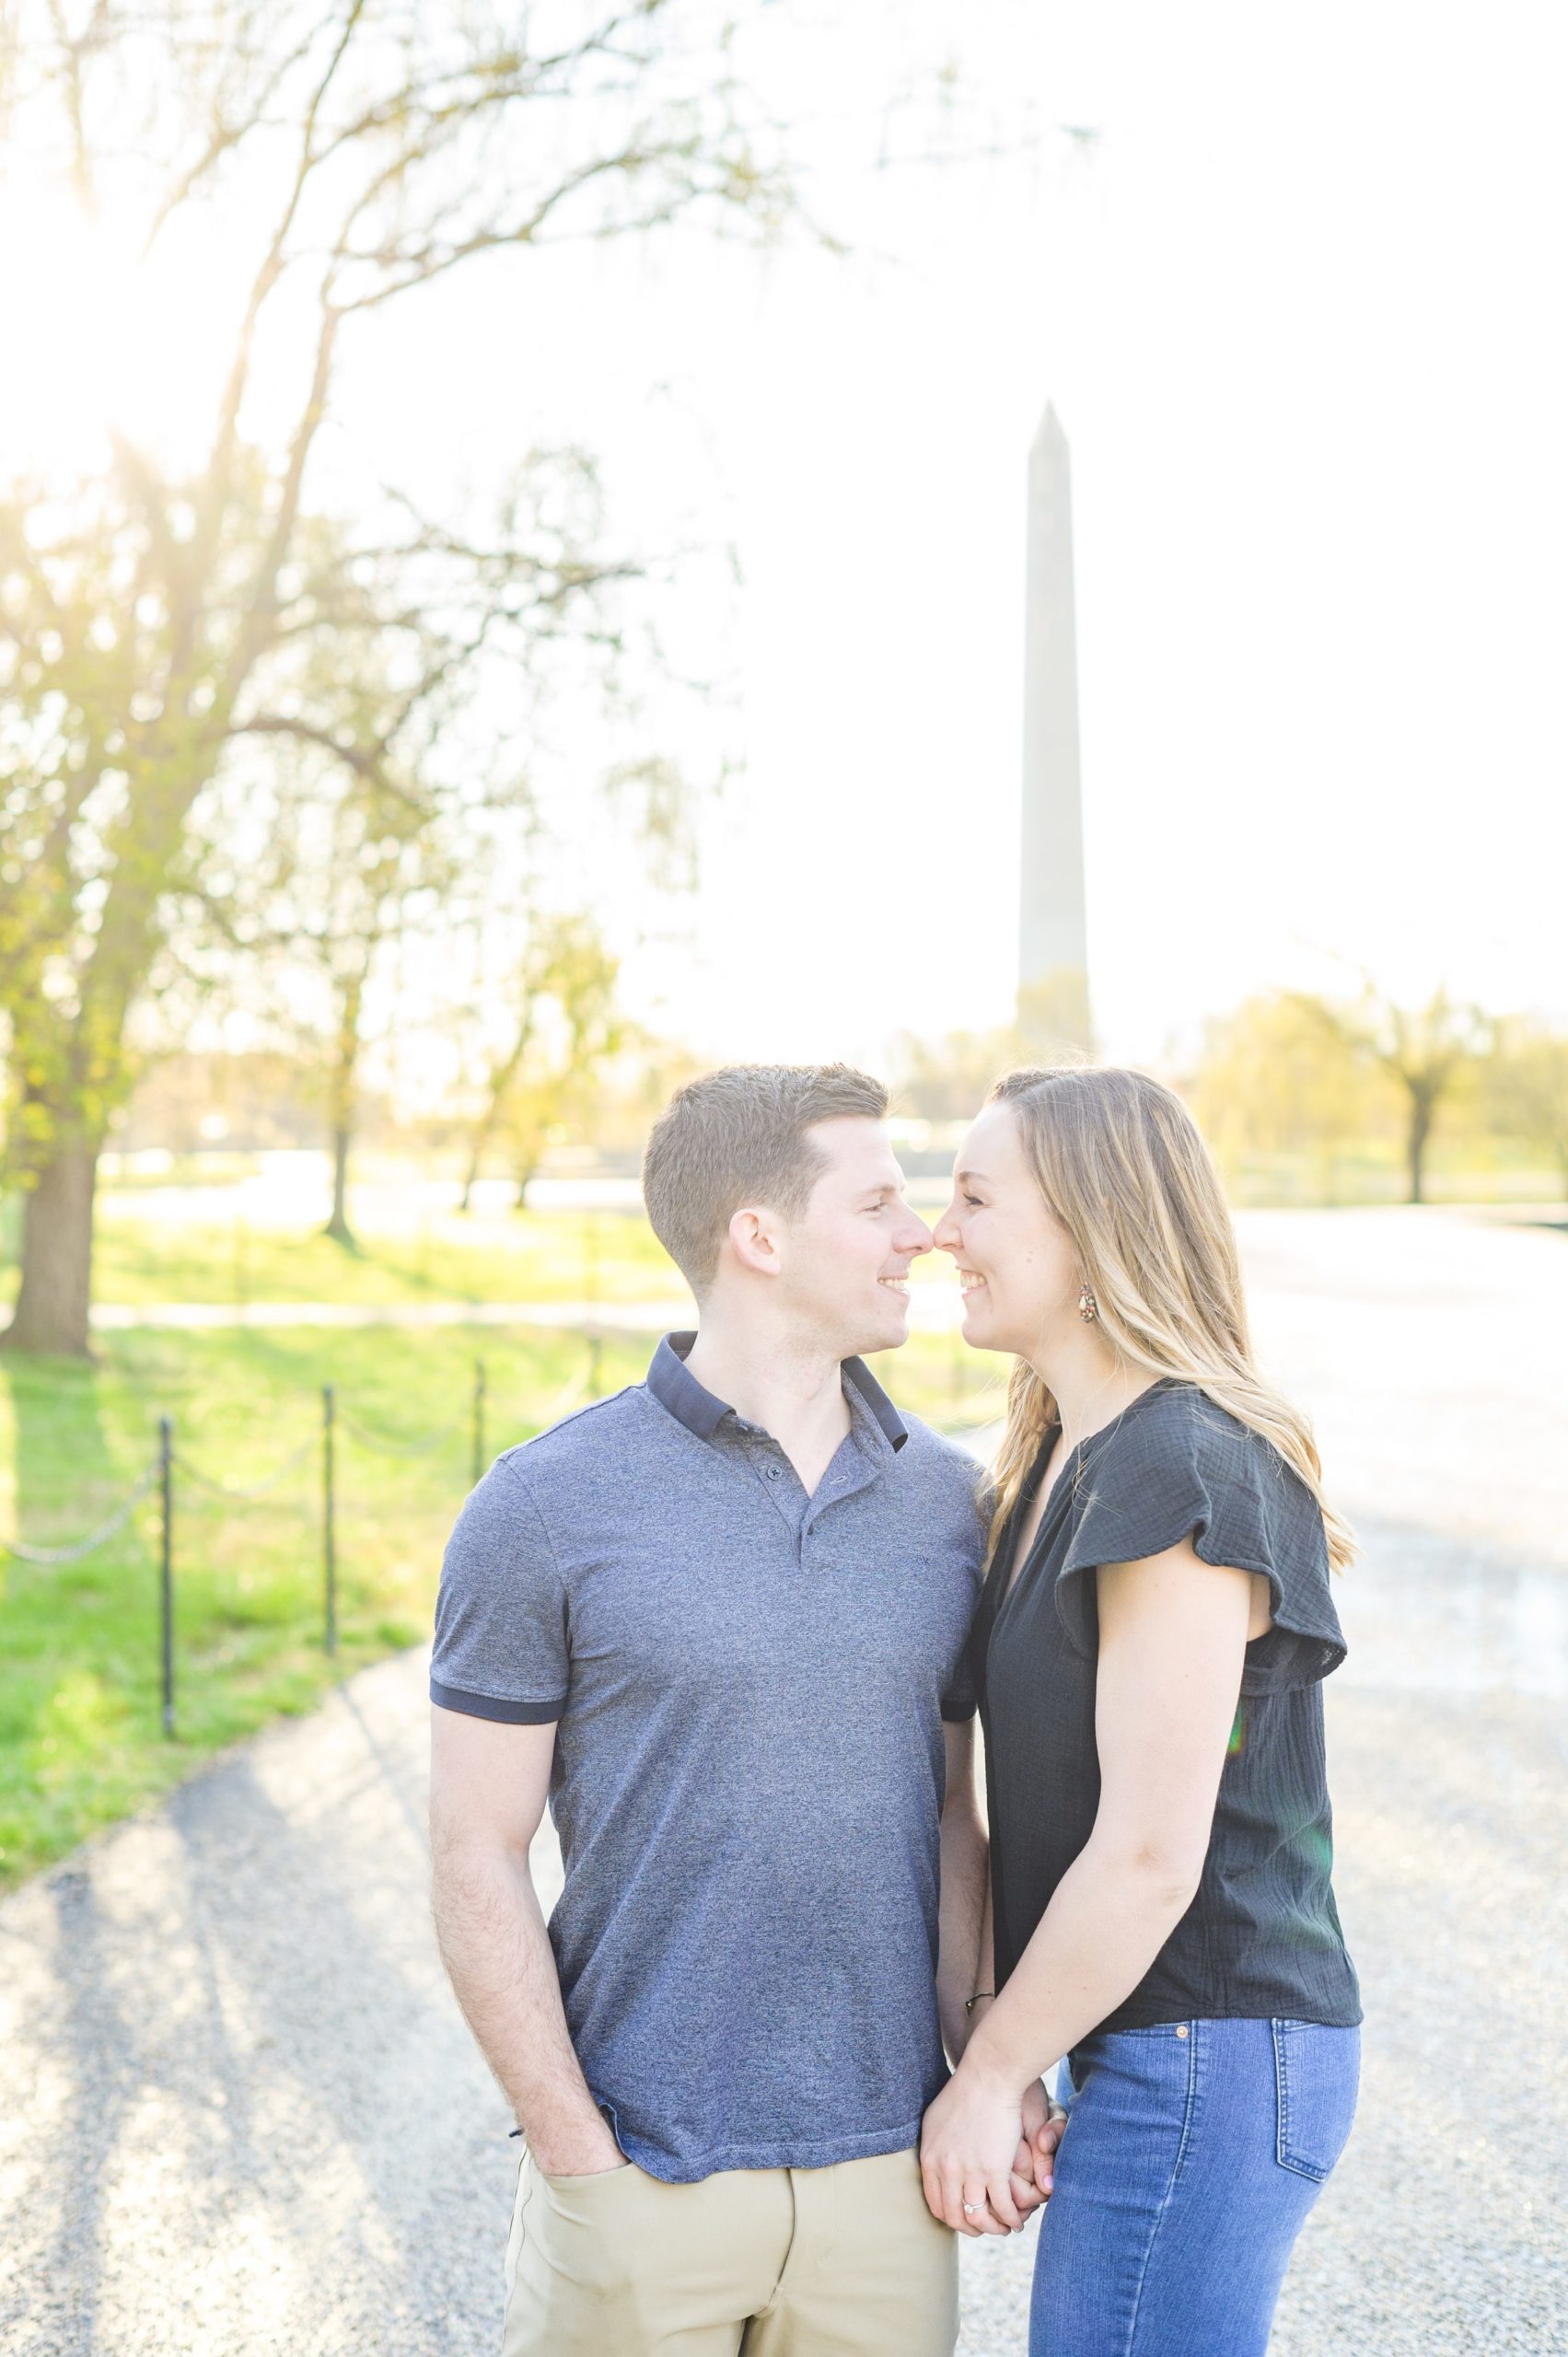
[963,1875,1066,2223]
[918,1538,1251,2234]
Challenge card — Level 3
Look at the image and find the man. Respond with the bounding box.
[428,1063,993,2354]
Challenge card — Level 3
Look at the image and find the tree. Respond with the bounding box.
[1188,992,1378,1202]
[459,913,623,1210]
[1321,984,1487,1206]
[0,0,796,1353]
[274,749,447,1248]
[192,469,636,1245]
[1485,1017,1568,1198]
[890,1019,1036,1124]
[1017,972,1094,1065]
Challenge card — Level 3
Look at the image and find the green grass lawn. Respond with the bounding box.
[0,1322,1003,1892]
[81,1201,681,1309]
[18,1161,1566,1324]
[1214,1143,1565,1209]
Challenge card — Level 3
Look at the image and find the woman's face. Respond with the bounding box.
[932,1102,1081,1356]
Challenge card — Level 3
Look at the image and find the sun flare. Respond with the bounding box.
[0,168,271,483]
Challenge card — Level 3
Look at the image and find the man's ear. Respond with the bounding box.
[727,1205,783,1279]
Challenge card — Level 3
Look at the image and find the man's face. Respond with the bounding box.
[774,1117,933,1358]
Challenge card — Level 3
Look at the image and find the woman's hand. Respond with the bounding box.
[1013,2077,1067,2209]
[920,2064,1028,2235]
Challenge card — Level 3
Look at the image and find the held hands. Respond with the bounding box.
[919,2067,1067,2237]
[1016,2076,1067,2212]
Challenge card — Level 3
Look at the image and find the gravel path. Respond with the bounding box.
[3,1207,1564,2354]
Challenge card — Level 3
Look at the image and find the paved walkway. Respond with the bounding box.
[5,1208,1565,2353]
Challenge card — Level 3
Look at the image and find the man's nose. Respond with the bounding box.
[899,1213,935,1257]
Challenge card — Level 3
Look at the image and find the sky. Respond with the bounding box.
[5,1,1566,1078]
[354,0,1568,1072]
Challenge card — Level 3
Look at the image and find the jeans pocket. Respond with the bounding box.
[1271,2018,1360,2181]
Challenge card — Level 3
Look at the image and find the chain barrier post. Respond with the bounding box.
[158,1415,175,1738]
[322,1384,337,1657]
[471,1357,486,1489]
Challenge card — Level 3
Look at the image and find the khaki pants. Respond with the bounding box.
[501,2143,958,2357]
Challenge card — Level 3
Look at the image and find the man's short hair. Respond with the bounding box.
[642,1062,889,1295]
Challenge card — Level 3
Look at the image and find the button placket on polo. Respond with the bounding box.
[801,1431,885,1562]
[721,1406,886,1562]
[743,1439,810,1550]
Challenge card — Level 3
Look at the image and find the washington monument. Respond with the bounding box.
[1018,403,1092,1055]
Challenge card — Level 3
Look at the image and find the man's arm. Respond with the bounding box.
[428,1706,621,2176]
[936,1716,988,2062]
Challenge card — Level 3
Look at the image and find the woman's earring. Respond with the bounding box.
[1077,1281,1098,1324]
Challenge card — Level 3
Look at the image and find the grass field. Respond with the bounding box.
[0,1318,1003,1892]
[83,1199,680,1309]
[17,1133,1565,1325]
[1214,1144,1564,1209]
[21,1157,1554,1895]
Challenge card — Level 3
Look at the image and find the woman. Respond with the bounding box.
[920,1066,1360,2357]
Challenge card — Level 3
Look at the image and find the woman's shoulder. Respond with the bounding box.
[1081,1379,1230,1492]
[1098,1379,1304,1494]
[1073,1379,1327,1576]
[1067,1377,1343,1688]
[1038,1377,1347,1684]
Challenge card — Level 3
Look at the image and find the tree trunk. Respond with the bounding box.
[325,1124,354,1244]
[459,1116,494,1212]
[1,1139,101,1357]
[1406,1089,1434,1205]
[463,1011,537,1213]
[322,970,363,1247]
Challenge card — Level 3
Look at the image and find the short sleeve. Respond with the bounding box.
[1052,1388,1347,1694]
[430,1457,570,1724]
[940,1648,977,1723]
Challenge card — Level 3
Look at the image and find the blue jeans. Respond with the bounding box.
[1031,2017,1360,2357]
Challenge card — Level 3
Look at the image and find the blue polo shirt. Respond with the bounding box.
[430,1333,985,2183]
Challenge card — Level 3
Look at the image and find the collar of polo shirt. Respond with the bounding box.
[646,1331,909,1453]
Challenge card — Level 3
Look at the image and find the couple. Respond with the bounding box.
[428,1062,1361,2356]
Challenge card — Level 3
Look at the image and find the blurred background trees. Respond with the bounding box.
[1187,993,1376,1202]
[459,912,624,1211]
[890,1017,1035,1122]
[1186,985,1562,1208]
[0,0,792,1353]
[886,989,1565,1210]
[1,2,1563,1364]
[1317,983,1491,1208]
[1483,1019,1568,1198]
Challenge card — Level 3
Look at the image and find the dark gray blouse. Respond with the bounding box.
[971,1378,1362,2030]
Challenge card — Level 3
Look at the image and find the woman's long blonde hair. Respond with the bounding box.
[983,1065,1355,1573]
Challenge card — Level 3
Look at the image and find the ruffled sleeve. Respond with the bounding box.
[1051,1384,1347,1694]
